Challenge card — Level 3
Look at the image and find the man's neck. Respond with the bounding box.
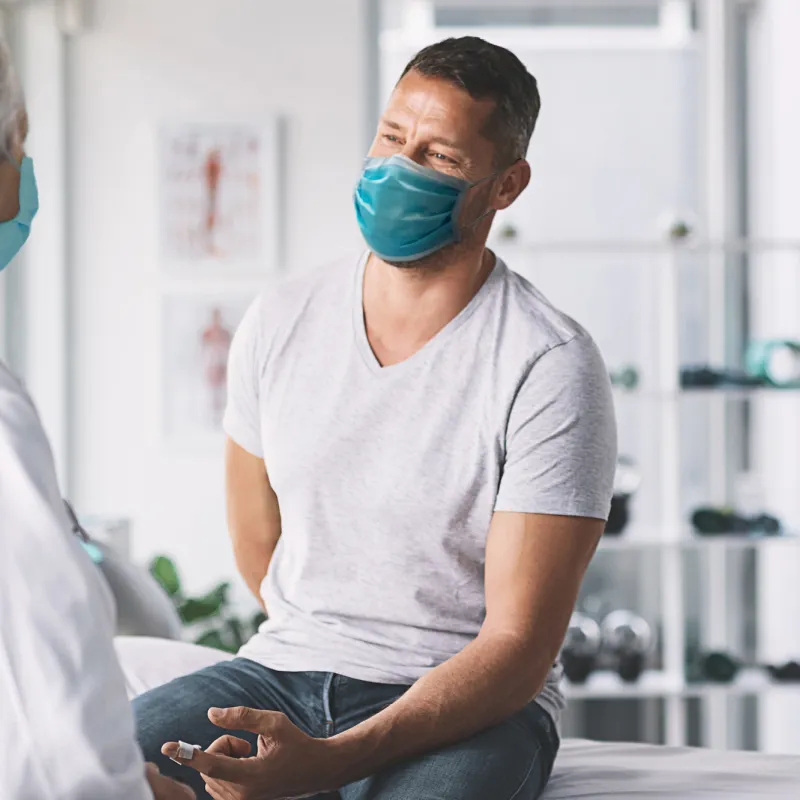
[362,247,495,367]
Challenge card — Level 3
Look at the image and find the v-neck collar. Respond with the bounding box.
[352,250,503,376]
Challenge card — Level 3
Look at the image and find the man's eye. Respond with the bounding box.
[383,134,401,143]
[430,152,455,163]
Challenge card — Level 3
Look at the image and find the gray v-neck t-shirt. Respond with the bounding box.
[225,252,617,726]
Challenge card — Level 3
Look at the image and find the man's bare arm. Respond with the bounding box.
[325,511,603,785]
[225,436,281,609]
[163,512,603,796]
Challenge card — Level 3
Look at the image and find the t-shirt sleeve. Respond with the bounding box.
[223,295,265,458]
[494,333,617,520]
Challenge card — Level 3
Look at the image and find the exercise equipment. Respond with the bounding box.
[609,365,639,390]
[746,339,800,388]
[689,650,800,684]
[605,456,640,535]
[682,341,800,391]
[65,500,183,639]
[767,661,800,682]
[600,610,653,683]
[680,365,763,389]
[691,506,781,536]
[561,609,652,683]
[561,613,602,683]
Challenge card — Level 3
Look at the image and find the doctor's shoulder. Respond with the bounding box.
[0,360,41,434]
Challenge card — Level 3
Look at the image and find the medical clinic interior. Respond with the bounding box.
[2,1,800,798]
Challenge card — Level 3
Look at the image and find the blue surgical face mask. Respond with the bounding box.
[0,156,39,272]
[353,154,495,263]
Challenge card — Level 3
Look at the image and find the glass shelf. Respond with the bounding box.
[562,669,798,699]
[598,533,800,551]
[613,386,800,400]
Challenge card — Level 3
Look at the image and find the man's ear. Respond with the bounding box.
[494,160,531,211]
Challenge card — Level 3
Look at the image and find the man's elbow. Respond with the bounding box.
[482,628,555,702]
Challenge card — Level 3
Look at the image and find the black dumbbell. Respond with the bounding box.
[693,651,800,683]
[691,507,781,536]
[604,457,640,536]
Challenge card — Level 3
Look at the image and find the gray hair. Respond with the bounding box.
[0,37,24,161]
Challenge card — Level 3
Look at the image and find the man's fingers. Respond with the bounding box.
[147,770,197,800]
[204,782,235,800]
[204,779,239,800]
[161,742,255,782]
[208,705,284,736]
[205,734,252,759]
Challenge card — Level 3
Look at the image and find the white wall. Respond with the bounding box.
[68,0,365,594]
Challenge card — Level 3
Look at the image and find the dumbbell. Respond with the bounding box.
[692,651,800,683]
[604,456,641,536]
[601,610,653,683]
[562,610,652,683]
[561,613,602,684]
[691,507,781,536]
[609,365,639,390]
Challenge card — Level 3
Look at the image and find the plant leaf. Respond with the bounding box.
[150,556,181,597]
[195,629,230,652]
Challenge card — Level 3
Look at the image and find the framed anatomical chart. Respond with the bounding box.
[158,121,280,273]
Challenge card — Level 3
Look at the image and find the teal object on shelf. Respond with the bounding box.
[746,339,800,388]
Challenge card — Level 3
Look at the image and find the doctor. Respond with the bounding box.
[0,40,193,800]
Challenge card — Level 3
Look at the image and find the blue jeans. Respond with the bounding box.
[133,657,559,800]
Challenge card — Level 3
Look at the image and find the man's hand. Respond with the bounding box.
[146,763,196,799]
[161,707,336,800]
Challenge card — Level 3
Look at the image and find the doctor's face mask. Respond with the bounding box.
[0,155,38,272]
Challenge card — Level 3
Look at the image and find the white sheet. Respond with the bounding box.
[117,637,800,799]
[545,738,800,799]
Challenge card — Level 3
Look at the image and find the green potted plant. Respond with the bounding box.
[149,555,266,653]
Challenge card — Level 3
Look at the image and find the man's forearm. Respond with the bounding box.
[232,544,270,610]
[325,630,553,788]
[225,437,281,613]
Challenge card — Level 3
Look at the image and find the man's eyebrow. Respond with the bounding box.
[379,119,465,152]
[428,134,463,150]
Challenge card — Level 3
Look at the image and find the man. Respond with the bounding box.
[0,39,193,799]
[135,36,616,800]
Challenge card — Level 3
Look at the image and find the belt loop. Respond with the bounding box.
[322,673,335,736]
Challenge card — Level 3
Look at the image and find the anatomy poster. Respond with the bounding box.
[159,122,279,271]
[162,294,255,442]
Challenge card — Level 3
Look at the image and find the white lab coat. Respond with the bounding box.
[0,361,152,799]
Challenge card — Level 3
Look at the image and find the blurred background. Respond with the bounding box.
[2,0,799,755]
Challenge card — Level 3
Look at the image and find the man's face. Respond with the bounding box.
[367,70,501,269]
[369,70,497,183]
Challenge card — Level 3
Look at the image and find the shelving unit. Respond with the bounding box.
[499,238,800,748]
[615,387,800,401]
[563,669,797,700]
[598,534,800,552]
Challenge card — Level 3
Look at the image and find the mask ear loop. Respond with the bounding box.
[463,157,525,237]
[452,169,503,243]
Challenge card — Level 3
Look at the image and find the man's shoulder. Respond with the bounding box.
[249,252,362,324]
[494,259,597,362]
